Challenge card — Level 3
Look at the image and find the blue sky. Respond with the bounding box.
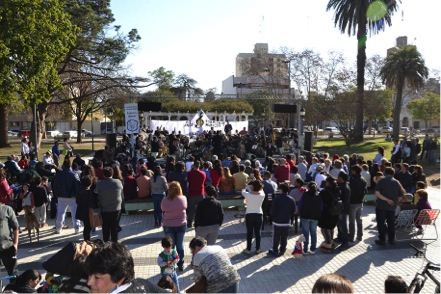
[111,0,440,92]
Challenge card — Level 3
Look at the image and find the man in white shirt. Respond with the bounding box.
[314,165,327,191]
[307,157,319,181]
[297,156,308,180]
[21,138,30,158]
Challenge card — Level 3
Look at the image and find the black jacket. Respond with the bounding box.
[194,197,224,227]
[349,175,367,204]
[338,182,351,214]
[299,191,322,221]
[270,194,296,225]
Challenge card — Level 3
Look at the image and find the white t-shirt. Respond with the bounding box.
[242,190,265,214]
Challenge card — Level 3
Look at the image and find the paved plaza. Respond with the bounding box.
[12,187,441,293]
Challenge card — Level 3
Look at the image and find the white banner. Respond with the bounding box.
[124,103,140,134]
[149,119,248,136]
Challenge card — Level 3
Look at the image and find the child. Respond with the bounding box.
[32,177,48,227]
[157,236,180,292]
[157,275,178,293]
[20,183,34,212]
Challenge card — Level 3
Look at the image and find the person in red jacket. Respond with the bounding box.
[187,161,206,228]
[274,158,290,184]
[209,160,223,191]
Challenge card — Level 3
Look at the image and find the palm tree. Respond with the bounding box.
[380,46,428,139]
[326,0,399,142]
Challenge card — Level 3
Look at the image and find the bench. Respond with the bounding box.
[124,198,154,213]
[124,194,246,214]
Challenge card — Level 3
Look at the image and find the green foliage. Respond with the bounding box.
[0,0,77,103]
[148,67,175,90]
[364,89,393,121]
[153,98,254,113]
[407,92,440,126]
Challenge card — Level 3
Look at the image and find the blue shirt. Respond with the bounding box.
[52,145,60,157]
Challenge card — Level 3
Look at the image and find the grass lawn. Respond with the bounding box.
[0,139,106,162]
[313,137,393,162]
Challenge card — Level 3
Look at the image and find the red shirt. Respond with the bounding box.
[188,169,206,197]
[123,175,138,200]
[274,164,290,183]
[95,168,104,181]
[210,170,222,187]
[287,159,295,168]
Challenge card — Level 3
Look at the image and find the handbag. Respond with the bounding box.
[89,208,102,228]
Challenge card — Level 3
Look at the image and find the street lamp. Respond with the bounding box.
[109,109,114,133]
[282,59,291,128]
[297,105,306,158]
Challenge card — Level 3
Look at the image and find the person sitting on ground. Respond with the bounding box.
[85,242,167,293]
[384,275,408,293]
[4,269,41,293]
[312,273,355,293]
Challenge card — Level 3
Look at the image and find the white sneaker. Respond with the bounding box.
[55,229,61,234]
[308,250,316,255]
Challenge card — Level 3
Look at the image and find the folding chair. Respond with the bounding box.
[413,209,440,241]
[395,209,418,232]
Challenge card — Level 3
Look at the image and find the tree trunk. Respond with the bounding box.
[76,119,84,144]
[354,29,367,143]
[0,104,10,148]
[392,80,404,140]
[36,103,48,153]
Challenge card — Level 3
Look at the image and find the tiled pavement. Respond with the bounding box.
[13,187,440,293]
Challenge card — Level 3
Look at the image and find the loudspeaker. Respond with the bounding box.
[273,104,296,113]
[304,131,313,152]
[138,102,162,112]
[106,133,117,150]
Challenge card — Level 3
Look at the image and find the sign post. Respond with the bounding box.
[124,103,140,134]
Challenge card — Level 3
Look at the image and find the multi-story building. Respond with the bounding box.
[222,43,291,97]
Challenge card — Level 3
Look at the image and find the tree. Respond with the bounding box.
[364,89,393,132]
[330,91,357,147]
[148,67,175,93]
[327,0,399,143]
[0,0,76,148]
[407,92,440,132]
[41,0,145,145]
[172,74,203,100]
[380,46,428,139]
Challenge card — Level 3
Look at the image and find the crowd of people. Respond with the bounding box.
[0,128,437,293]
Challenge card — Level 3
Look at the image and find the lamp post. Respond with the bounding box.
[282,59,291,128]
[297,106,306,158]
[109,109,114,133]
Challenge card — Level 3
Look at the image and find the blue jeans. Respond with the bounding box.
[151,193,165,224]
[337,213,349,243]
[376,208,395,242]
[349,203,363,240]
[301,219,318,252]
[162,271,180,292]
[163,224,186,268]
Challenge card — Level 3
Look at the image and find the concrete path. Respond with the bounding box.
[12,187,440,293]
